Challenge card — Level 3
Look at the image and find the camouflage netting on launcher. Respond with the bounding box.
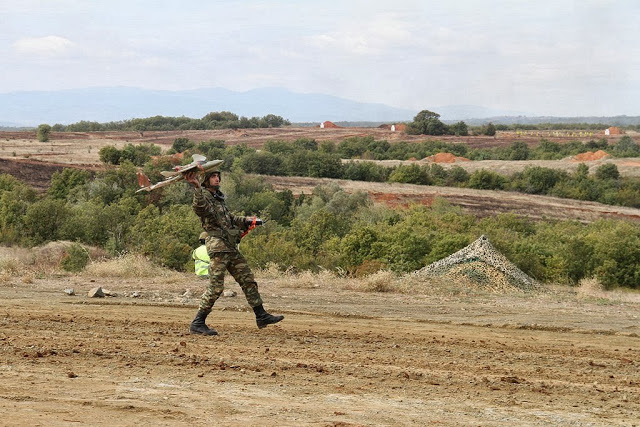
[418,235,539,292]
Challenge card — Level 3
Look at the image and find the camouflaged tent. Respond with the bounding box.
[418,235,539,291]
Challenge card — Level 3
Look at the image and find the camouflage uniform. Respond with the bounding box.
[192,186,263,312]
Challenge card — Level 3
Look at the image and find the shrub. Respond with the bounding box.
[23,198,70,244]
[512,166,569,194]
[342,161,390,182]
[238,151,283,175]
[172,137,194,153]
[595,163,620,180]
[60,243,89,272]
[468,170,506,190]
[48,168,91,200]
[99,146,121,165]
[388,164,430,185]
[36,124,51,142]
[612,135,640,157]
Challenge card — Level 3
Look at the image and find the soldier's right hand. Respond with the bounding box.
[184,171,200,187]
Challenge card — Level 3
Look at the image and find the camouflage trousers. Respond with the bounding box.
[199,251,263,312]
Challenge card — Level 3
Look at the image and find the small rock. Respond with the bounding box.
[222,290,237,297]
[131,291,141,298]
[88,287,105,298]
[67,371,77,378]
[103,289,118,297]
[182,289,195,298]
[64,288,75,296]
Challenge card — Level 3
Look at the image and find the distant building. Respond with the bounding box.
[379,123,407,132]
[320,121,339,128]
[605,126,622,136]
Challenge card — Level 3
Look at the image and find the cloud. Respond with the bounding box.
[306,13,414,56]
[12,35,75,56]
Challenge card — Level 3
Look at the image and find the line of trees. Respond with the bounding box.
[49,111,290,132]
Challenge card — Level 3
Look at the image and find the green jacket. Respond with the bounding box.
[192,186,250,253]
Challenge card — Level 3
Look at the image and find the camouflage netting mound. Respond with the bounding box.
[418,235,539,292]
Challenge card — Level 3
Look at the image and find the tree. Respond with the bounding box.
[49,168,91,200]
[516,166,568,194]
[574,163,590,180]
[172,137,194,153]
[388,164,431,185]
[613,135,640,156]
[595,163,620,180]
[99,146,122,165]
[508,141,530,160]
[449,121,469,136]
[483,122,496,136]
[468,169,506,190]
[36,124,52,142]
[407,110,447,135]
[260,114,288,128]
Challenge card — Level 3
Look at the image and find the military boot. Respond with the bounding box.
[253,304,284,329]
[189,309,218,336]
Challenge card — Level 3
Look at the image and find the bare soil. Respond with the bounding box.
[0,271,638,426]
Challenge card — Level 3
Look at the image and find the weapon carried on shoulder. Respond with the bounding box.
[136,154,224,193]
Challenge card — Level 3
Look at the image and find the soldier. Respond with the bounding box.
[183,166,284,336]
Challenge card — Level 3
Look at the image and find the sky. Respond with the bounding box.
[1,0,639,116]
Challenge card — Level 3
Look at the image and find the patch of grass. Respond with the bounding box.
[576,277,640,304]
[82,253,183,279]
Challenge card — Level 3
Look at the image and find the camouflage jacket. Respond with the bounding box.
[192,187,249,253]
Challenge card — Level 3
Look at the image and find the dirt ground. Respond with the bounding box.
[1,268,639,426]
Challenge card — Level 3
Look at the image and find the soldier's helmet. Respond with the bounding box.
[201,170,221,185]
[199,232,208,241]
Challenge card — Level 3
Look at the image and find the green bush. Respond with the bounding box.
[511,166,569,194]
[49,168,91,200]
[468,170,506,190]
[98,146,121,165]
[172,137,194,153]
[388,164,430,185]
[23,198,71,244]
[60,243,89,272]
[595,163,620,180]
[36,124,52,142]
[238,151,283,175]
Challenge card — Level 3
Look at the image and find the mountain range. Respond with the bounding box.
[1,86,637,128]
[0,86,419,127]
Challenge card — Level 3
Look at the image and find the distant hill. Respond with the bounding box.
[434,105,531,121]
[457,115,640,126]
[2,86,637,128]
[0,86,417,126]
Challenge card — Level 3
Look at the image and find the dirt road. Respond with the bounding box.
[1,274,638,426]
